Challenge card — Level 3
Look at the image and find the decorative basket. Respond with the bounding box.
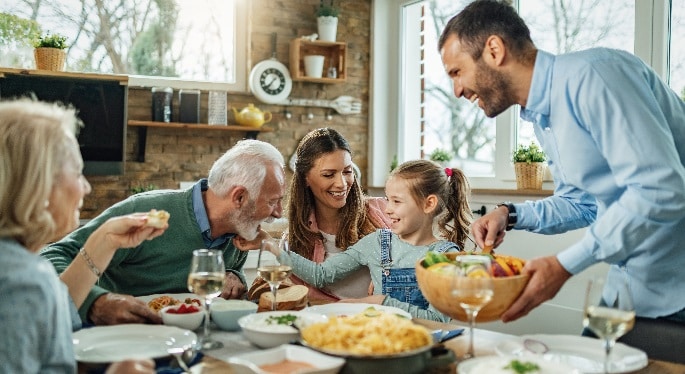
[514,162,546,190]
[34,47,66,71]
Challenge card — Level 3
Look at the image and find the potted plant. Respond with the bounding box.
[316,0,339,42]
[429,148,453,166]
[512,141,547,189]
[33,32,68,71]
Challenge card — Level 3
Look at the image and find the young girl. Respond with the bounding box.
[271,159,471,321]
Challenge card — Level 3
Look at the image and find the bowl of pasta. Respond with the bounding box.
[415,252,530,322]
[299,308,452,373]
[238,311,328,349]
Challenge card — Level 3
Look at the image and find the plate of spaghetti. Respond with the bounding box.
[138,293,202,313]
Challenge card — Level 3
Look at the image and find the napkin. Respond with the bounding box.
[156,351,204,374]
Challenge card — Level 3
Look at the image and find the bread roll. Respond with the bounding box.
[247,277,293,302]
[146,209,170,228]
[257,285,309,312]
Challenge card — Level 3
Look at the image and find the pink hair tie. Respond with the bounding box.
[445,167,453,177]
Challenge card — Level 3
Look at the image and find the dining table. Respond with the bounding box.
[186,316,684,374]
[76,299,685,374]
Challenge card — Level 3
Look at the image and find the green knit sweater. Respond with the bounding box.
[40,187,247,322]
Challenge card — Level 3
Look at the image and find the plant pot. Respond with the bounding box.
[317,16,338,42]
[34,47,66,71]
[514,162,546,190]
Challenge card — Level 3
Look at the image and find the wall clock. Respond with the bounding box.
[249,33,292,104]
[249,59,292,104]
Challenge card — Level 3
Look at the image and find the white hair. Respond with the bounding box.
[208,139,284,197]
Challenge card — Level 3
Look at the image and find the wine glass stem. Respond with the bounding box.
[203,297,212,341]
[603,339,614,373]
[270,283,278,311]
[466,309,478,359]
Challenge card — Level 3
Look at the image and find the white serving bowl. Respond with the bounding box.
[238,311,328,349]
[210,299,258,331]
[160,304,204,331]
[228,344,345,374]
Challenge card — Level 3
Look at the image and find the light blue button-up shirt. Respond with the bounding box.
[517,48,685,318]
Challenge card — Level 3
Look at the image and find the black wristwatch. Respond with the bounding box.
[496,202,517,231]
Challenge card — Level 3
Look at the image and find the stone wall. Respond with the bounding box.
[81,0,372,218]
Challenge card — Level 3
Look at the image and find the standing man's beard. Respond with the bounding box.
[474,58,516,118]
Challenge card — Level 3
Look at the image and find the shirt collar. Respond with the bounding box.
[520,49,554,128]
[192,179,232,247]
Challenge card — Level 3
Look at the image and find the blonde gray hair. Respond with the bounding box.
[0,99,81,250]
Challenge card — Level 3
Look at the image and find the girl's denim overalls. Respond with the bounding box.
[379,229,458,309]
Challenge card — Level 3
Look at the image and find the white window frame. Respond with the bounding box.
[370,0,671,190]
[128,0,250,92]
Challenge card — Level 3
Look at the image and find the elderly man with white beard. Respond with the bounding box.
[41,139,286,326]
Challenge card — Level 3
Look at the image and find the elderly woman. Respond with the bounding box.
[286,128,391,301]
[0,99,164,373]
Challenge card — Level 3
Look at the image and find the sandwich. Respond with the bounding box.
[146,209,170,228]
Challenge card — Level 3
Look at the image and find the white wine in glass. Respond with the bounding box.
[257,236,292,311]
[188,249,226,350]
[452,255,494,360]
[583,277,635,373]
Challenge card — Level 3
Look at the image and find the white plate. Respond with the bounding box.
[137,293,201,304]
[495,334,648,373]
[227,344,345,374]
[72,324,197,363]
[303,302,412,319]
[458,355,581,374]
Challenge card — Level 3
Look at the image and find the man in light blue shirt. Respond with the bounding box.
[439,0,685,362]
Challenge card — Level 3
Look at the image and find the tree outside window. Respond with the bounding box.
[0,0,237,84]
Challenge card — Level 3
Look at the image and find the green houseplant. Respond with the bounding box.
[512,142,546,164]
[512,141,547,189]
[429,148,453,165]
[33,32,68,71]
[316,0,339,17]
[316,0,339,42]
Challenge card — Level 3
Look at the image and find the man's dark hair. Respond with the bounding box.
[438,0,534,61]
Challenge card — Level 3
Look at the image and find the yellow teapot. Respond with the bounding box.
[231,104,272,128]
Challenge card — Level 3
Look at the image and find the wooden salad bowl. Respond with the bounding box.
[415,252,530,322]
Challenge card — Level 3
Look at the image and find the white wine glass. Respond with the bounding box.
[257,235,292,311]
[583,277,635,373]
[188,249,226,350]
[451,255,494,360]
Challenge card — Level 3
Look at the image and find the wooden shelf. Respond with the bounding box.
[289,39,346,83]
[127,120,273,162]
[128,120,273,133]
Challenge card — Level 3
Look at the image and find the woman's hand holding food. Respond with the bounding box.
[85,211,169,254]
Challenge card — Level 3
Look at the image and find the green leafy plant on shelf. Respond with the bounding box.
[316,0,339,17]
[130,184,158,195]
[512,142,546,164]
[32,32,68,49]
[429,148,453,163]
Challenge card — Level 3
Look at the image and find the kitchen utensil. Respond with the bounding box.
[280,96,361,115]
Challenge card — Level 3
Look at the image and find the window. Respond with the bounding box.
[0,0,249,91]
[671,0,685,98]
[372,0,675,189]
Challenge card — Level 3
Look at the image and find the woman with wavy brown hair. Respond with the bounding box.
[287,128,390,301]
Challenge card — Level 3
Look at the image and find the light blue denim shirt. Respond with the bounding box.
[517,48,685,318]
